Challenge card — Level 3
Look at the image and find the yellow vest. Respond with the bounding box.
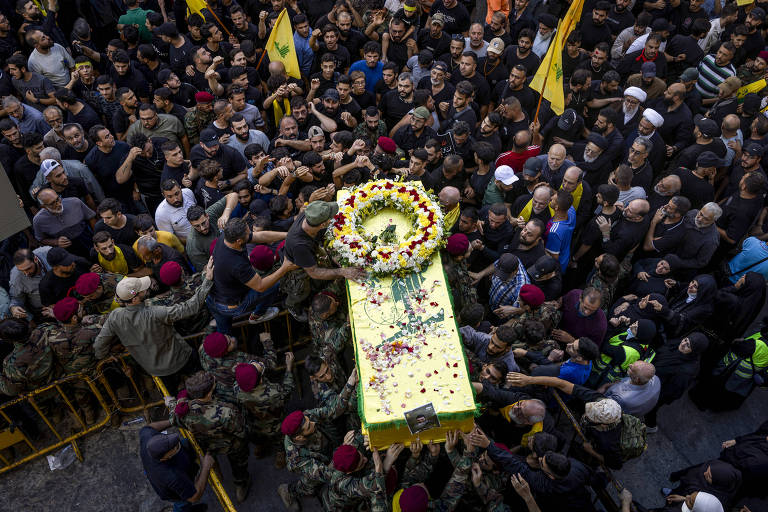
[98,246,129,275]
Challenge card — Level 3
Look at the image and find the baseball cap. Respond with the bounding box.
[487,38,505,55]
[307,125,324,138]
[744,141,765,157]
[412,106,430,119]
[41,159,61,177]
[696,151,725,168]
[680,67,699,82]
[528,255,559,279]
[154,22,178,37]
[742,93,762,115]
[432,60,448,73]
[199,128,220,148]
[47,247,76,267]
[115,276,152,301]
[557,109,577,131]
[641,61,656,78]
[322,89,340,101]
[522,157,543,176]
[694,114,720,138]
[146,432,181,460]
[494,165,518,186]
[304,201,339,226]
[431,13,446,26]
[750,6,766,20]
[494,253,520,280]
[651,18,675,32]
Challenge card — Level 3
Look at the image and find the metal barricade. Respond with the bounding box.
[152,376,238,512]
[0,369,112,474]
[95,354,164,417]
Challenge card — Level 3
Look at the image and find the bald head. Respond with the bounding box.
[547,144,566,170]
[522,399,546,424]
[37,187,57,203]
[439,186,461,210]
[268,61,286,76]
[722,114,740,133]
[564,166,582,182]
[655,174,681,196]
[667,83,685,101]
[629,361,655,385]
[628,198,650,216]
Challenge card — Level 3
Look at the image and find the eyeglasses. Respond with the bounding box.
[41,195,62,207]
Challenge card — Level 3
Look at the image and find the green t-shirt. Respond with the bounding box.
[118,7,154,42]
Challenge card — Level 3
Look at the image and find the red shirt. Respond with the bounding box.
[495,146,541,173]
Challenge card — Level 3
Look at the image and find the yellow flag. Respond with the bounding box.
[528,0,585,116]
[737,79,767,99]
[266,9,301,79]
[186,0,208,20]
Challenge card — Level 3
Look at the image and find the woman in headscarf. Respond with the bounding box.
[607,293,668,338]
[664,460,742,511]
[660,275,718,338]
[719,420,768,495]
[644,332,709,431]
[709,272,766,342]
[627,258,678,297]
[654,491,724,512]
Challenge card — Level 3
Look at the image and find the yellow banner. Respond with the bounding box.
[343,201,475,448]
[737,0,755,6]
[266,9,302,79]
[186,0,208,19]
[529,20,566,114]
[738,79,767,99]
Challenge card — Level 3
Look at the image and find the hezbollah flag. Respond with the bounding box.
[186,0,208,20]
[266,9,302,79]
[528,0,585,115]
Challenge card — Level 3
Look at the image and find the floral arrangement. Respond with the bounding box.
[327,180,446,276]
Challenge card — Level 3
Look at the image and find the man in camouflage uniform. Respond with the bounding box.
[277,369,359,511]
[0,318,56,397]
[199,331,275,404]
[307,281,351,355]
[305,346,359,437]
[470,443,513,511]
[320,443,396,511]
[443,235,478,314]
[145,265,212,336]
[72,272,121,315]
[235,352,295,468]
[585,253,623,314]
[45,297,105,423]
[169,371,251,502]
[183,92,215,145]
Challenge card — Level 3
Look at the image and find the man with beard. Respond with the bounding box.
[430,0,470,35]
[84,125,137,212]
[393,106,436,154]
[641,195,691,258]
[624,137,654,192]
[606,0,634,36]
[38,159,95,210]
[737,50,768,85]
[624,108,665,176]
[6,54,56,112]
[33,188,97,259]
[464,23,489,58]
[664,202,722,279]
[227,114,270,158]
[720,142,766,199]
[113,88,140,141]
[125,104,189,154]
[575,133,613,188]
[451,52,491,118]
[153,88,186,125]
[90,230,147,277]
[379,73,414,130]
[648,174,682,211]
[335,11,366,61]
[625,61,665,100]
[593,198,651,263]
[485,12,513,48]
[38,247,92,306]
[506,219,547,269]
[26,30,73,88]
[155,179,197,244]
[590,107,624,165]
[311,25,351,72]
[473,113,503,154]
[159,69,197,109]
[676,115,728,171]
[577,1,613,52]
[618,33,668,80]
[532,14,556,59]
[560,166,594,231]
[315,89,346,131]
[439,35,465,80]
[512,183,552,227]
[665,19,709,77]
[269,115,311,158]
[190,128,248,188]
[52,89,100,134]
[502,28,540,76]
[110,50,151,102]
[416,13,451,61]
[728,7,766,63]
[492,65,537,118]
[611,12,651,62]
[479,39,509,92]
[648,83,694,162]
[577,43,615,83]
[696,42,737,106]
[417,61,455,111]
[674,151,721,209]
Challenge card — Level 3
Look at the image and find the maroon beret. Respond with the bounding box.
[75,273,101,295]
[203,332,228,358]
[399,485,429,512]
[195,91,214,103]
[281,410,305,436]
[158,261,183,286]
[249,245,275,271]
[235,363,261,392]
[446,233,469,256]
[518,284,545,307]
[333,444,361,473]
[53,297,79,322]
[377,136,397,154]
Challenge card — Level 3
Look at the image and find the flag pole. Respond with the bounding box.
[255,8,284,73]
[188,2,233,37]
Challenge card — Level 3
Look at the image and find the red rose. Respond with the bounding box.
[384,182,394,189]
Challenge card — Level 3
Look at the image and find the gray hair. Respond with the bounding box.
[398,72,413,84]
[136,235,159,252]
[702,202,723,221]
[2,96,20,109]
[633,136,653,153]
[40,147,62,161]
[43,105,63,117]
[525,398,547,423]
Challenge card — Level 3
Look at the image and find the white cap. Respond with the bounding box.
[494,165,518,185]
[680,491,723,512]
[115,276,152,301]
[41,159,61,177]
[643,108,664,128]
[624,86,647,103]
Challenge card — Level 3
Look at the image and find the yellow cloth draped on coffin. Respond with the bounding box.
[341,199,477,449]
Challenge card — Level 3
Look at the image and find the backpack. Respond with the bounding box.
[619,413,647,461]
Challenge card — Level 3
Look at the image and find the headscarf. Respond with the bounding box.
[665,275,718,336]
[626,293,669,323]
[677,460,741,508]
[654,332,709,404]
[682,491,723,512]
[713,272,766,338]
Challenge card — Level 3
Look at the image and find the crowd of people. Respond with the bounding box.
[1,0,768,510]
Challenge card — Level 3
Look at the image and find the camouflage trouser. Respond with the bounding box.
[280,269,311,307]
[225,437,250,486]
[289,474,325,497]
[246,417,283,453]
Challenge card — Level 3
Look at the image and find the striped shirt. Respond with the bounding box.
[489,259,530,310]
[696,54,735,99]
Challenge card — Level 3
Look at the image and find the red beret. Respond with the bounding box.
[495,442,513,455]
[159,261,183,286]
[446,233,469,256]
[377,136,396,154]
[203,332,229,358]
[249,245,275,271]
[195,91,214,103]
[399,485,429,512]
[281,410,305,436]
[75,272,101,295]
[53,297,79,322]
[518,284,545,307]
[333,444,361,473]
[235,363,261,392]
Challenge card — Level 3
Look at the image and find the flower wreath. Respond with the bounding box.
[327,180,446,276]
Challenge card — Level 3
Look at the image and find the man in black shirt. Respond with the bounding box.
[505,218,546,269]
[674,151,721,210]
[114,87,140,140]
[156,22,195,77]
[111,50,151,102]
[501,28,540,76]
[492,65,538,118]
[394,106,437,154]
[577,1,613,52]
[418,14,451,58]
[190,128,248,186]
[379,73,415,130]
[383,18,414,70]
[39,248,92,306]
[94,198,138,246]
[429,0,470,35]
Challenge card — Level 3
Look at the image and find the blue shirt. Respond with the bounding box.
[139,427,197,503]
[545,207,576,273]
[558,360,592,386]
[349,59,383,93]
[728,236,768,283]
[13,104,50,136]
[294,29,314,77]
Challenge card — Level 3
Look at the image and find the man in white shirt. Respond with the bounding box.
[26,30,73,87]
[155,179,196,244]
[700,4,739,53]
